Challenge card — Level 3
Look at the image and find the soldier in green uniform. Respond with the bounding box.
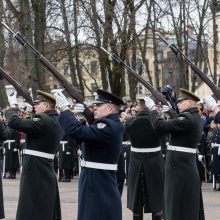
[6,90,63,220]
[125,98,165,220]
[0,114,6,219]
[145,88,203,220]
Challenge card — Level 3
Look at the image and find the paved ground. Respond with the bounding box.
[2,175,220,220]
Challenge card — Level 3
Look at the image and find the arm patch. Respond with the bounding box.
[97,123,107,129]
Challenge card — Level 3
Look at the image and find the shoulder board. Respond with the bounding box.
[32,116,42,122]
[177,116,186,121]
[32,117,40,122]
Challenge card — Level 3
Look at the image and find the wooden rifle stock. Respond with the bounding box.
[101,47,177,118]
[38,56,94,123]
[1,22,94,123]
[158,35,220,100]
[0,67,33,105]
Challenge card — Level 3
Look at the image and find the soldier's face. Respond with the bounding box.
[93,103,113,119]
[177,99,193,112]
[33,101,49,114]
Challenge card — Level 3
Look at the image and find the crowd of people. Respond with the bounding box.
[0,86,220,220]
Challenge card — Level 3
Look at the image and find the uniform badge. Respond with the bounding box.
[178,116,185,120]
[97,123,106,129]
[33,117,40,121]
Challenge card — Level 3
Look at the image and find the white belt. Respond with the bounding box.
[4,140,15,150]
[23,149,55,159]
[122,141,131,145]
[131,146,161,153]
[167,145,196,154]
[213,143,220,155]
[60,141,68,152]
[4,140,15,143]
[20,139,26,144]
[13,148,18,152]
[81,160,117,170]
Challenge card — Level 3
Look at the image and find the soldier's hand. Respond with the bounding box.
[54,91,70,111]
[75,103,85,113]
[8,91,18,107]
[198,155,203,162]
[144,96,156,110]
[25,103,33,113]
[162,105,170,113]
[204,95,218,111]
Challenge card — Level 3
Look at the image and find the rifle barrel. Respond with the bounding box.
[101,47,177,118]
[1,23,94,123]
[0,67,33,105]
[158,34,220,100]
[1,22,16,35]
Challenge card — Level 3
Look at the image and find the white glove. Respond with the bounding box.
[162,105,170,113]
[8,91,18,107]
[204,95,218,111]
[144,96,156,110]
[77,149,82,157]
[54,91,70,111]
[198,155,203,162]
[75,103,85,113]
[28,88,33,99]
[25,103,33,113]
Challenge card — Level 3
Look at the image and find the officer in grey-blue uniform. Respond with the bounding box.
[55,89,124,220]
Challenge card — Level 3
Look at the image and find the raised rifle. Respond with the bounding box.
[101,47,177,118]
[0,67,33,105]
[1,22,94,124]
[158,35,220,100]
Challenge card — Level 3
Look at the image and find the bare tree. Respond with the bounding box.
[136,0,154,87]
[31,0,47,93]
[0,0,8,108]
[150,0,162,90]
[5,0,39,97]
[73,0,85,96]
[59,0,79,90]
[210,0,220,86]
[189,0,209,92]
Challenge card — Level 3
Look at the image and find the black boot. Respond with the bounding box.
[133,213,143,220]
[152,216,162,220]
[152,211,163,220]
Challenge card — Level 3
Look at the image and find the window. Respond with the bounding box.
[79,64,83,75]
[64,63,70,75]
[189,49,195,60]
[136,83,143,94]
[136,59,143,73]
[91,61,98,75]
[157,51,163,62]
[91,83,98,93]
[167,51,175,61]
